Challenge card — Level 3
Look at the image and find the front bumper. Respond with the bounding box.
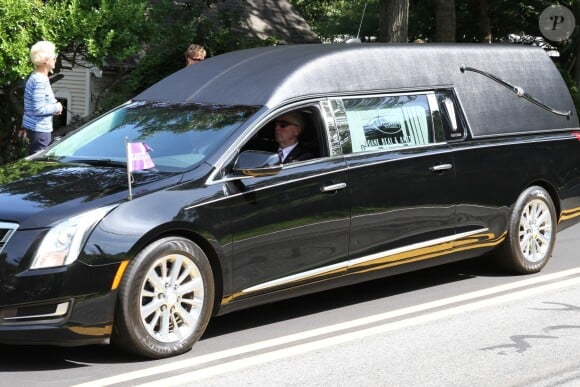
[0,290,117,346]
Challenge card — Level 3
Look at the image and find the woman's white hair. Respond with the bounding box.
[30,41,56,67]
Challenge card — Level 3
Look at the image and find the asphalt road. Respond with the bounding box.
[2,223,579,387]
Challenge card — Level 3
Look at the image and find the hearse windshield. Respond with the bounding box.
[44,101,259,172]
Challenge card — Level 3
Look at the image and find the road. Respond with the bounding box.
[1,223,579,387]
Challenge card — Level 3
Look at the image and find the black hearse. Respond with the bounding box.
[0,44,579,358]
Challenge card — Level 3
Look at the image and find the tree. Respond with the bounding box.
[475,0,491,43]
[378,0,409,42]
[289,0,379,42]
[572,1,580,86]
[0,0,152,163]
[0,0,267,164]
[435,0,455,42]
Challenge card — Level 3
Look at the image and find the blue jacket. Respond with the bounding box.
[22,72,60,132]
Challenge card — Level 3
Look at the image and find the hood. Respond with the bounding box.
[0,159,180,228]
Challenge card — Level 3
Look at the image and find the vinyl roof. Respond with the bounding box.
[134,43,578,136]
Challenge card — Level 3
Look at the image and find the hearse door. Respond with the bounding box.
[224,106,351,300]
[330,93,458,276]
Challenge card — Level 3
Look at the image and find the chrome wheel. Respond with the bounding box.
[140,253,205,343]
[518,198,553,263]
[497,186,557,274]
[112,237,214,359]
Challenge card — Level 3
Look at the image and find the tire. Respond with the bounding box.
[497,186,557,274]
[112,237,215,359]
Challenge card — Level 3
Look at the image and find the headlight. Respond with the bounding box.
[30,205,117,269]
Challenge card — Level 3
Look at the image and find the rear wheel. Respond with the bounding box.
[112,237,214,359]
[497,186,557,274]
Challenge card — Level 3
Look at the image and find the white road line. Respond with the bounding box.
[73,268,580,387]
[136,276,580,387]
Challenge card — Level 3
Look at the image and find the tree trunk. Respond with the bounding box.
[378,0,409,43]
[435,0,456,43]
[477,0,491,43]
[573,0,580,87]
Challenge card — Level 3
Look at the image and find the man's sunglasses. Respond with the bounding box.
[275,120,302,128]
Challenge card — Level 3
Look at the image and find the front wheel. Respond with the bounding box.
[497,186,557,274]
[112,237,215,359]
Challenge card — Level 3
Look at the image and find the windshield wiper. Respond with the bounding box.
[65,158,128,168]
[30,155,62,162]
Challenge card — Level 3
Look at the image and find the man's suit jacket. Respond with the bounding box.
[283,142,314,163]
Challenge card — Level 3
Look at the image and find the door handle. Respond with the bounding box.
[429,163,453,172]
[320,182,347,193]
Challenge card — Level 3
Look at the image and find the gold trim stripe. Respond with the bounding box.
[559,206,580,222]
[222,229,504,305]
[68,324,113,336]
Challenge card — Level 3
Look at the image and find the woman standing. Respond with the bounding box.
[22,41,63,154]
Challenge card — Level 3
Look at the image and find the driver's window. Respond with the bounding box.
[243,106,326,164]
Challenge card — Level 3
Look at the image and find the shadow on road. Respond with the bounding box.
[0,255,509,371]
[203,255,506,338]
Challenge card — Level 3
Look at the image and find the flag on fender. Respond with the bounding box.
[127,142,155,172]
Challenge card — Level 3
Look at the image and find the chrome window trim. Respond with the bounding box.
[427,93,445,142]
[431,89,469,141]
[186,163,350,210]
[451,132,577,150]
[326,90,440,156]
[206,89,470,186]
[191,146,455,210]
[343,146,454,172]
[469,127,580,139]
[320,99,342,157]
[206,99,333,185]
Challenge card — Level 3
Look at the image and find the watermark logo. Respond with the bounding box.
[539,5,575,42]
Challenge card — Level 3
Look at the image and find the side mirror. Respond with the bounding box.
[233,150,282,177]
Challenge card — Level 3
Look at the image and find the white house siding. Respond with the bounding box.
[89,69,117,114]
[52,61,91,124]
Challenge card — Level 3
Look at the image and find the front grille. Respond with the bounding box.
[0,222,18,254]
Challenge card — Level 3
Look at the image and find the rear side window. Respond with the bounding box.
[330,94,435,155]
[434,89,466,141]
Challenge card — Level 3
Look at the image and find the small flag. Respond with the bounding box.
[127,142,155,172]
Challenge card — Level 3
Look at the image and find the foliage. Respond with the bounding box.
[96,1,280,112]
[3,0,580,164]
[559,65,580,114]
[290,0,379,42]
[292,0,580,114]
[0,0,278,165]
[0,0,150,164]
[291,0,578,44]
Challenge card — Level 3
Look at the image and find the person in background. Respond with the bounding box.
[274,111,313,163]
[184,44,206,66]
[22,40,63,154]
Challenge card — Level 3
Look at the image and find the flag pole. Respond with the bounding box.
[125,137,133,200]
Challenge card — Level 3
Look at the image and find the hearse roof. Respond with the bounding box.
[134,43,579,137]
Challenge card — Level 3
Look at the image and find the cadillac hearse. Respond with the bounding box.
[0,43,579,358]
